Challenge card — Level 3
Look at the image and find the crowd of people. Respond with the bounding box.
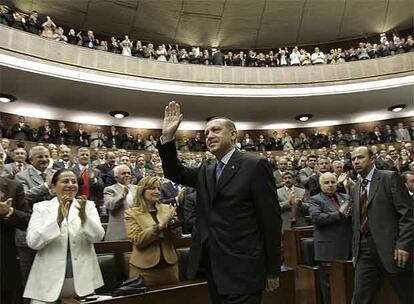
[1,5,413,67]
[0,115,413,302]
[2,115,414,153]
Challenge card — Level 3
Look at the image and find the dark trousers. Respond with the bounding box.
[201,243,262,304]
[318,262,331,304]
[353,236,413,304]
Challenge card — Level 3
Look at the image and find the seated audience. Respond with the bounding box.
[103,164,137,241]
[309,172,352,304]
[23,169,104,302]
[124,176,180,286]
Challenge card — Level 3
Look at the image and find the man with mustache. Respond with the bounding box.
[157,101,281,304]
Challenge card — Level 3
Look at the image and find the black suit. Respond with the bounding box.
[0,177,30,304]
[158,140,281,301]
[73,130,89,146]
[10,123,32,141]
[96,163,116,188]
[351,169,413,304]
[35,126,54,143]
[183,191,197,234]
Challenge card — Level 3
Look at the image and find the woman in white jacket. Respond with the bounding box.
[24,169,105,303]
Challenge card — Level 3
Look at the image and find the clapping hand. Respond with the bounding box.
[158,205,176,231]
[265,275,279,292]
[76,196,87,225]
[177,187,186,205]
[394,248,410,268]
[57,195,71,226]
[162,101,183,141]
[0,198,12,216]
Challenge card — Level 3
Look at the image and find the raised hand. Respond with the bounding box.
[57,195,71,226]
[162,101,183,141]
[0,198,13,216]
[76,196,87,225]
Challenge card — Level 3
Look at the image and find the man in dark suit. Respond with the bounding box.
[97,151,117,188]
[0,176,30,304]
[35,120,54,143]
[10,116,32,141]
[351,147,413,304]
[309,172,352,304]
[402,171,414,198]
[72,147,104,206]
[158,101,281,304]
[307,156,331,196]
[73,124,89,147]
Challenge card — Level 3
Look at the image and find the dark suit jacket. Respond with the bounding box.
[73,130,89,146]
[309,192,352,261]
[10,123,32,141]
[183,191,197,234]
[351,169,413,273]
[53,128,70,145]
[0,177,30,303]
[158,140,281,294]
[72,164,104,204]
[96,163,116,188]
[36,126,54,143]
[106,132,121,148]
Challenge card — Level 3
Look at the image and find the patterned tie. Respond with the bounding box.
[359,179,369,235]
[215,161,225,182]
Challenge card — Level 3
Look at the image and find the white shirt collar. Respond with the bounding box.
[218,148,236,166]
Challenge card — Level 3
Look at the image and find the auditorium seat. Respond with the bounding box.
[176,247,190,281]
[96,253,128,294]
[300,237,317,267]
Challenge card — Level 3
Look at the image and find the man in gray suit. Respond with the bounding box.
[273,158,288,188]
[15,146,56,288]
[277,171,309,231]
[103,164,137,241]
[2,147,29,179]
[309,172,352,304]
[351,147,413,304]
[298,155,317,187]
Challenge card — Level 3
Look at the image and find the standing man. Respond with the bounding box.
[0,176,30,304]
[2,147,29,179]
[351,147,413,304]
[157,101,281,304]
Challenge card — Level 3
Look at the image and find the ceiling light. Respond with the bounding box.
[296,114,313,122]
[388,104,407,112]
[0,94,17,103]
[109,111,129,119]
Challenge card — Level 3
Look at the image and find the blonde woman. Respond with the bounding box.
[124,176,180,286]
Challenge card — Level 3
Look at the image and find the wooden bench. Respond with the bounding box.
[283,226,314,268]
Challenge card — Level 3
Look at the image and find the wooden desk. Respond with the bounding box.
[62,268,295,304]
[330,261,399,304]
[283,226,314,268]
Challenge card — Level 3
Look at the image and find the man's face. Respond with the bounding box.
[13,148,27,163]
[151,153,158,163]
[78,150,90,165]
[119,149,127,157]
[60,148,71,161]
[352,148,374,176]
[98,150,105,159]
[116,167,131,185]
[278,159,288,172]
[137,156,146,168]
[320,175,337,195]
[120,156,130,166]
[106,152,116,166]
[333,163,343,175]
[1,139,9,149]
[31,149,50,171]
[130,155,137,163]
[405,174,414,193]
[318,159,331,173]
[58,122,65,129]
[389,149,399,160]
[308,157,317,168]
[282,175,294,187]
[18,116,25,124]
[205,119,236,157]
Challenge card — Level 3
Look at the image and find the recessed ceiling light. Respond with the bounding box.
[109,111,129,119]
[296,114,313,122]
[388,104,407,112]
[0,94,17,103]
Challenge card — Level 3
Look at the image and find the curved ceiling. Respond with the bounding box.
[1,64,413,130]
[4,0,414,49]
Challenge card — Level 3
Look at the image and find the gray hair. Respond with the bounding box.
[29,146,49,159]
[113,164,130,177]
[319,172,337,186]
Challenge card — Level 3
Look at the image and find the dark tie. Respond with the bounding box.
[41,172,47,182]
[215,161,225,182]
[359,179,369,235]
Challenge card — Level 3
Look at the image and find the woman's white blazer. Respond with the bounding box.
[23,197,105,302]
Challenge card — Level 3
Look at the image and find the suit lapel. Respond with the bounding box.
[29,167,44,185]
[321,193,337,212]
[214,151,242,196]
[204,161,216,204]
[367,170,380,206]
